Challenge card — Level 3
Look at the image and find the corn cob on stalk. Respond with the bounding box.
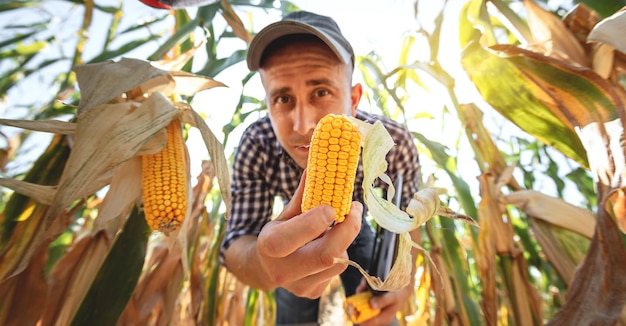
[344,291,381,323]
[141,119,187,234]
[302,114,361,223]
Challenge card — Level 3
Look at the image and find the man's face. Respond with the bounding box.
[259,39,361,169]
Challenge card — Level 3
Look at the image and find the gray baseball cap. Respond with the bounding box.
[246,11,354,71]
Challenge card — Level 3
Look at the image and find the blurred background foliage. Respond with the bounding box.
[1,0,626,324]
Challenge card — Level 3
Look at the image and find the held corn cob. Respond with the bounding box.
[141,119,187,234]
[301,113,361,223]
[344,291,381,323]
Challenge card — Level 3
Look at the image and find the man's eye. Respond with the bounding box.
[277,96,290,104]
[315,89,329,97]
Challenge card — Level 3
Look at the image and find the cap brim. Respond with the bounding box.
[246,20,352,71]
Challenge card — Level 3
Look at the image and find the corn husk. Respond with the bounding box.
[333,117,477,292]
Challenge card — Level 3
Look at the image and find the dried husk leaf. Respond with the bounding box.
[0,179,55,205]
[524,0,588,66]
[335,117,477,292]
[349,117,418,233]
[118,244,183,325]
[0,119,76,135]
[477,172,543,322]
[73,58,169,114]
[335,232,413,292]
[152,41,205,72]
[132,71,227,100]
[592,43,615,79]
[529,219,588,285]
[135,128,167,156]
[180,105,232,217]
[221,0,253,44]
[476,173,501,324]
[45,93,179,229]
[170,134,194,276]
[43,231,114,325]
[169,71,227,96]
[588,9,626,55]
[502,190,596,239]
[0,243,48,326]
[93,156,142,232]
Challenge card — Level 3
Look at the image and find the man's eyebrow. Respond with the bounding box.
[268,78,337,98]
[306,78,334,87]
[269,87,291,98]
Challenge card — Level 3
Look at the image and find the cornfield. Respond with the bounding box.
[1,0,626,325]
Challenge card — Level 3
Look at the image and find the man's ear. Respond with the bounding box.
[350,83,363,116]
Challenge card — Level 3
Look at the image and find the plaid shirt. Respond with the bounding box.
[220,110,420,262]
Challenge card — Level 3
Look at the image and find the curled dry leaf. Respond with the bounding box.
[503,189,595,239]
[588,9,626,55]
[333,117,476,291]
[335,232,413,291]
[524,0,588,66]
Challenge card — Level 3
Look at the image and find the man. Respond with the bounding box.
[220,10,421,325]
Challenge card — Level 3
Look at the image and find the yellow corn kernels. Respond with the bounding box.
[302,113,361,223]
[141,119,187,234]
[344,291,381,323]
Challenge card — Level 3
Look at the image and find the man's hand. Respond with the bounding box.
[224,173,362,298]
[354,279,414,326]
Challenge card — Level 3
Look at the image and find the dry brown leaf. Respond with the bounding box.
[73,58,170,114]
[170,71,227,96]
[93,156,143,232]
[524,0,588,66]
[136,128,168,156]
[588,9,626,55]
[503,189,596,238]
[180,106,232,218]
[220,0,253,44]
[118,244,183,325]
[476,173,499,324]
[335,232,413,292]
[0,118,76,135]
[0,178,55,206]
[43,231,114,325]
[0,243,48,326]
[562,3,602,46]
[529,220,585,285]
[153,41,205,72]
[592,43,615,78]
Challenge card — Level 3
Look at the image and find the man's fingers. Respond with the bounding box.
[258,204,336,258]
[319,201,362,253]
[283,262,348,298]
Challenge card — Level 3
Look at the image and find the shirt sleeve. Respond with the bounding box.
[220,123,275,263]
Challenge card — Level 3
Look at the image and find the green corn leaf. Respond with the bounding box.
[459,33,626,169]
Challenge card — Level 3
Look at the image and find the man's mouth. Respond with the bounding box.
[296,145,310,151]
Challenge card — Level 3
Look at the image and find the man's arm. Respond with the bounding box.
[223,177,363,298]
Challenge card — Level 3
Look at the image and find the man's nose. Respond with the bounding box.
[292,103,317,135]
